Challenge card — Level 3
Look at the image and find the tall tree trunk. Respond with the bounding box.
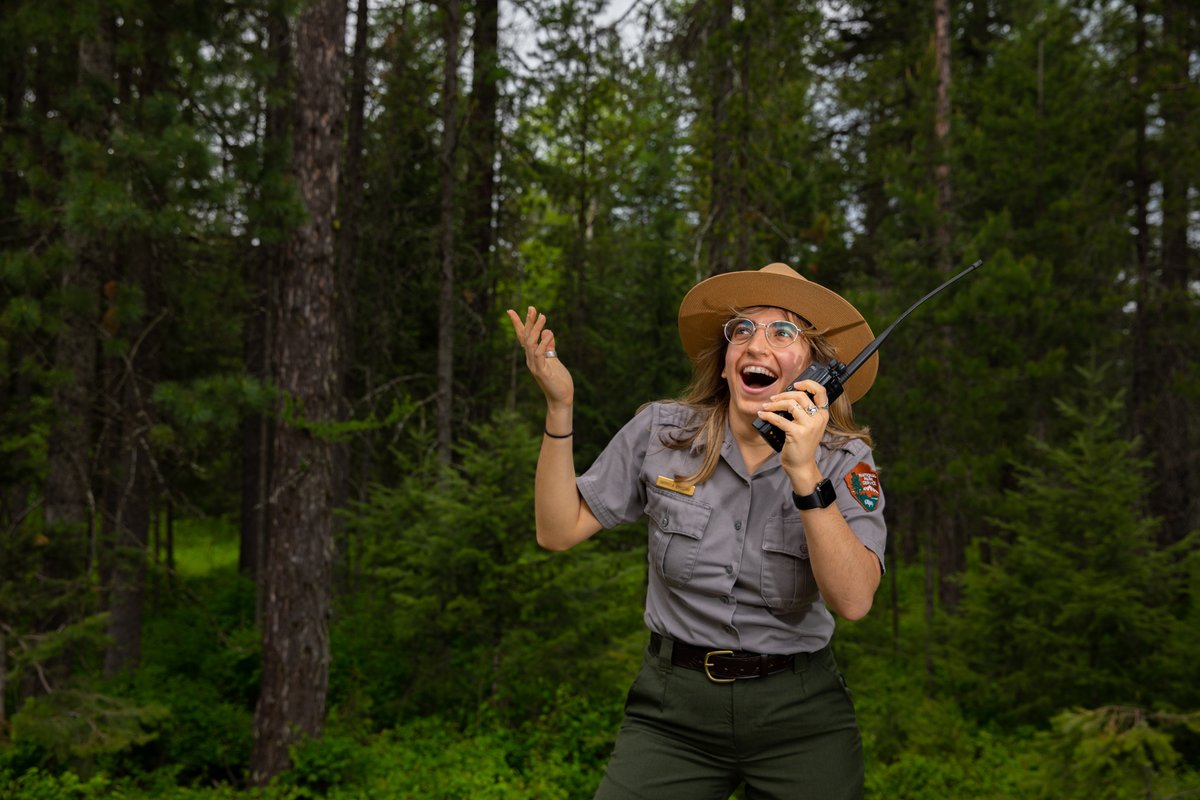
[734,1,750,269]
[706,0,734,276]
[463,0,499,417]
[1136,0,1197,544]
[1131,0,1150,344]
[240,247,274,585]
[1131,0,1154,523]
[333,0,369,590]
[103,6,170,675]
[0,14,26,533]
[568,24,593,376]
[436,0,460,465]
[43,12,114,616]
[240,1,291,582]
[102,302,155,675]
[932,0,952,276]
[251,0,347,783]
[932,0,962,611]
[102,231,165,677]
[0,630,6,731]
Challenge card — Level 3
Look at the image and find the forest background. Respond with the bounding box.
[1,0,1198,796]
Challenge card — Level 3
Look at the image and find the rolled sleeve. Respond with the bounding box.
[822,440,888,573]
[577,406,656,529]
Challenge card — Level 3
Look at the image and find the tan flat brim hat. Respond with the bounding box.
[677,262,878,403]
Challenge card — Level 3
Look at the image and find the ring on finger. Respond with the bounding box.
[804,404,818,416]
[545,349,558,358]
[818,401,829,410]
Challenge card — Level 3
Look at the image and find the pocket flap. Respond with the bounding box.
[762,513,809,558]
[644,488,712,540]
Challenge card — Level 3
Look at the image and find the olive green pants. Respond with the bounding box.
[594,637,863,800]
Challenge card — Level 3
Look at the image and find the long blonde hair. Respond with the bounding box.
[653,306,873,486]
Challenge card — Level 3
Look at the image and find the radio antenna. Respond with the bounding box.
[752,258,985,452]
[842,259,984,380]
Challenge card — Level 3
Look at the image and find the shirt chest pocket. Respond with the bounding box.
[645,489,713,588]
[761,513,818,613]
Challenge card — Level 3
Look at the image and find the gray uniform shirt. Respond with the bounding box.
[577,402,887,655]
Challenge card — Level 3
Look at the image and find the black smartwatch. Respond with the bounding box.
[793,478,837,510]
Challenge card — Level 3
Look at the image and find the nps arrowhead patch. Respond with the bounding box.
[844,462,881,512]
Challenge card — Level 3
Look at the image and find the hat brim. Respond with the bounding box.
[677,263,878,404]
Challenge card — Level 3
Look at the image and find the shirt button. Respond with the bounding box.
[725,565,734,575]
[723,625,735,635]
[734,520,742,530]
[720,595,731,604]
[661,514,669,526]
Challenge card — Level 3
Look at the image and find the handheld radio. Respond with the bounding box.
[754,259,985,452]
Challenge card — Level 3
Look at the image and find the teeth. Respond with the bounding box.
[742,365,778,379]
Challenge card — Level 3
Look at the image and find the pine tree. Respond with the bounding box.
[251,0,347,782]
[950,366,1189,723]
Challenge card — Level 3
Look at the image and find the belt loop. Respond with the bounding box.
[793,650,812,674]
[658,635,675,674]
[650,633,675,674]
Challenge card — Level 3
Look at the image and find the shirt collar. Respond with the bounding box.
[720,416,781,481]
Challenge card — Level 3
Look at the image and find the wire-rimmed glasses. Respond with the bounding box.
[722,317,806,349]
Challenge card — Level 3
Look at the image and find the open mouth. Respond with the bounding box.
[739,365,779,391]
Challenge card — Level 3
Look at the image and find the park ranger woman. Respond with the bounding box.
[507,263,886,800]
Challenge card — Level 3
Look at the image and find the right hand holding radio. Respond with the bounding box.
[753,360,847,451]
[759,378,832,482]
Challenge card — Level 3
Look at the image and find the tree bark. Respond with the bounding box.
[734,1,750,269]
[332,0,370,591]
[0,18,26,533]
[568,24,593,374]
[0,630,6,731]
[43,11,114,610]
[932,0,962,610]
[706,0,734,276]
[1136,0,1197,544]
[102,328,154,676]
[250,0,347,783]
[436,0,461,465]
[103,5,170,676]
[462,0,499,418]
[240,247,274,584]
[933,0,952,275]
[240,1,291,583]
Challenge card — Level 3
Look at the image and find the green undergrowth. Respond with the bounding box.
[4,495,1198,799]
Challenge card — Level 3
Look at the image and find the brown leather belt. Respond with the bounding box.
[650,632,795,683]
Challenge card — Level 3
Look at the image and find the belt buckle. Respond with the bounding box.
[703,650,736,683]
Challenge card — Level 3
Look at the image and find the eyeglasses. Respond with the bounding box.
[722,317,805,349]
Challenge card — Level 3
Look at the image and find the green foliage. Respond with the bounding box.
[279,734,369,798]
[11,690,169,762]
[285,704,618,800]
[0,768,113,800]
[170,517,244,578]
[1029,706,1200,800]
[950,366,1195,722]
[341,411,644,726]
[123,570,260,782]
[3,614,111,692]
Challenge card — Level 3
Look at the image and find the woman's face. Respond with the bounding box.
[721,307,813,426]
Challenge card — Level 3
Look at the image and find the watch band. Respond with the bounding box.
[793,478,837,510]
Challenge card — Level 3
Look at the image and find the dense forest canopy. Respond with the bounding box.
[1,0,1198,796]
